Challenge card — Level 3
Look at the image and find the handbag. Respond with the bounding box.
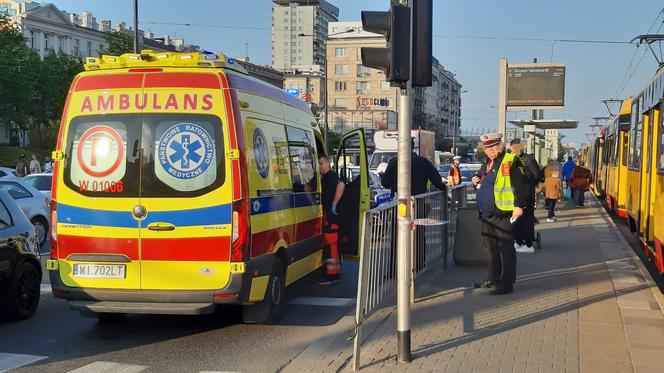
[563,186,571,199]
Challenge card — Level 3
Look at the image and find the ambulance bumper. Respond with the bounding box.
[49,267,252,315]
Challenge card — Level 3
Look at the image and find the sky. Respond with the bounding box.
[44,0,664,144]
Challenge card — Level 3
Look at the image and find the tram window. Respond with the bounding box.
[622,132,629,167]
[659,109,664,171]
[629,100,642,169]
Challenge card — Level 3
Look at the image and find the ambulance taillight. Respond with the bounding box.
[49,199,58,260]
[231,199,250,261]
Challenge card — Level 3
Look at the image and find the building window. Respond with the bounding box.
[334,64,348,74]
[335,48,347,57]
[44,34,49,51]
[334,98,349,108]
[58,36,64,53]
[334,81,347,91]
[87,41,92,56]
[356,81,371,94]
[357,65,372,77]
[29,30,34,49]
[356,47,362,61]
[74,39,80,56]
[380,81,391,90]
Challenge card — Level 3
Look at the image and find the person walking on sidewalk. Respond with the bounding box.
[472,133,530,295]
[448,155,462,186]
[29,154,41,174]
[544,169,562,222]
[509,138,542,254]
[568,165,592,208]
[317,155,345,285]
[562,156,575,187]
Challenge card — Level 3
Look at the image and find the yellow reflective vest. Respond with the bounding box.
[494,153,516,211]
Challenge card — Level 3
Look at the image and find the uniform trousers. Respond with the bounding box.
[481,214,516,289]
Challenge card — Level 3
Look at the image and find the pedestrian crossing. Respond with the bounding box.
[0,352,47,372]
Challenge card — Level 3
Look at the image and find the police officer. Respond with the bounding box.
[448,155,462,186]
[472,133,530,295]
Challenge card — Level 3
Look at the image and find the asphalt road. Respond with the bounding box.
[0,241,359,373]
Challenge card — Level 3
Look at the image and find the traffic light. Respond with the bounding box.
[412,0,432,87]
[361,4,411,84]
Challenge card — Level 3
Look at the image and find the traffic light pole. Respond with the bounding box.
[396,0,412,364]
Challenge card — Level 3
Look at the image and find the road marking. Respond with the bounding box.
[287,297,354,307]
[68,361,148,373]
[41,284,52,293]
[0,352,47,372]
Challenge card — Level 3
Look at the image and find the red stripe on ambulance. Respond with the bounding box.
[141,237,231,261]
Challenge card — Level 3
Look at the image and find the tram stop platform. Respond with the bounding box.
[282,195,664,373]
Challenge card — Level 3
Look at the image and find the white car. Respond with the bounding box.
[0,167,18,179]
[22,173,52,198]
[0,178,50,245]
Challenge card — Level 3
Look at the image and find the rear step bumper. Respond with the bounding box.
[70,300,217,315]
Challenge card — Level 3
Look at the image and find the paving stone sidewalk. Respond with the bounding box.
[282,197,664,373]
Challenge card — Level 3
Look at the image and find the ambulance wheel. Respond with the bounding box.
[242,258,286,324]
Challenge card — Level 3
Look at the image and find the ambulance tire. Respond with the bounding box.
[242,258,286,324]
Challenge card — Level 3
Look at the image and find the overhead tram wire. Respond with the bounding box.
[140,21,271,31]
[618,19,664,97]
[614,8,664,97]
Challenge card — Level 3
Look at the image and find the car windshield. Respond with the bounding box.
[369,152,396,169]
[23,175,52,191]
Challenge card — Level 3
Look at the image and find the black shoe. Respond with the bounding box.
[490,287,514,295]
[316,277,340,286]
[473,281,496,289]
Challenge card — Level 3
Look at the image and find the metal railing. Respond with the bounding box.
[351,190,452,370]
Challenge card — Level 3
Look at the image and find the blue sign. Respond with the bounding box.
[253,128,270,178]
[286,88,300,97]
[158,123,214,180]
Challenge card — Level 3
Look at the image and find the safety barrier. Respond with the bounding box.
[351,190,455,370]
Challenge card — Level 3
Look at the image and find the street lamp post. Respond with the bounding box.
[298,28,355,151]
[133,0,139,53]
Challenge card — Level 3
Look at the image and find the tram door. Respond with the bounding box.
[640,109,656,245]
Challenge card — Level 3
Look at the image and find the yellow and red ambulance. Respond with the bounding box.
[47,50,369,323]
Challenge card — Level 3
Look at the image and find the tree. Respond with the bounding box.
[326,131,342,155]
[104,30,134,55]
[0,12,40,132]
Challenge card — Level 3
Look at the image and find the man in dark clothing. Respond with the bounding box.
[472,133,530,295]
[509,138,542,254]
[380,139,445,273]
[568,165,592,207]
[380,139,445,195]
[15,154,29,177]
[318,156,345,285]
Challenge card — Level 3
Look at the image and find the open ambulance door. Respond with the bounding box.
[334,129,370,261]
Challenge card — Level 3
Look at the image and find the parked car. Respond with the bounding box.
[22,173,52,198]
[0,179,50,245]
[0,190,41,321]
[0,167,18,179]
[340,166,392,208]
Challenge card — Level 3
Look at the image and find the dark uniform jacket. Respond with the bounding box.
[476,151,530,217]
[381,152,445,196]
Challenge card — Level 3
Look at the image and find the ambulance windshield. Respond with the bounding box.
[63,113,225,198]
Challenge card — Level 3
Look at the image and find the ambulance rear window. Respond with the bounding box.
[64,114,224,198]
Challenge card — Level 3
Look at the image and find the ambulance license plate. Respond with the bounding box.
[73,264,126,279]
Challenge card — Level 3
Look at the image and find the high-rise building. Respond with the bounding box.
[326,22,461,149]
[271,0,339,72]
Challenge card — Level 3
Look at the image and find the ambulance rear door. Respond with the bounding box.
[138,72,233,291]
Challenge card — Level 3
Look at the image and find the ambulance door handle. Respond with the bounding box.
[147,223,176,231]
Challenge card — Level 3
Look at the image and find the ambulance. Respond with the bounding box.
[47,50,370,323]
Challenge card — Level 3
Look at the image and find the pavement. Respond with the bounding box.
[281,195,664,373]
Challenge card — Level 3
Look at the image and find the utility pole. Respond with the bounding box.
[133,0,139,53]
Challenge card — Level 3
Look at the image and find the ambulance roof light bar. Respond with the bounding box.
[84,50,248,75]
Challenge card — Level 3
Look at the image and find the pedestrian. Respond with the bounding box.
[562,156,575,187]
[568,164,592,207]
[448,155,462,186]
[544,169,562,222]
[472,133,530,295]
[508,138,542,254]
[43,156,53,173]
[29,154,41,174]
[381,138,446,273]
[15,154,29,177]
[317,155,345,285]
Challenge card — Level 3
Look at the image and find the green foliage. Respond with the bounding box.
[104,31,134,55]
[0,12,83,152]
[0,12,40,127]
